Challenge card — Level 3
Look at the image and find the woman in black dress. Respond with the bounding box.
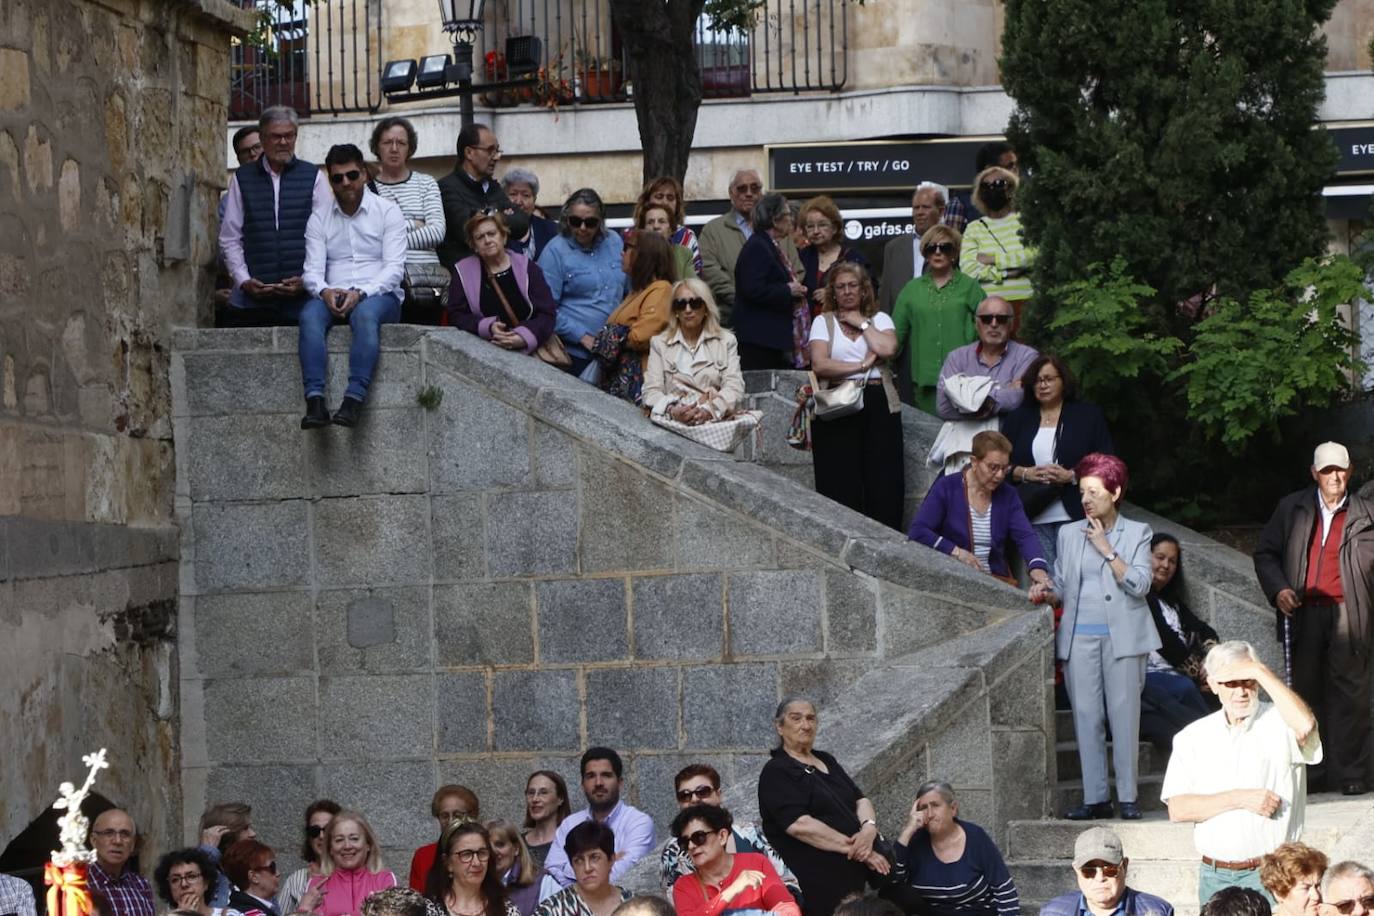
[757,697,891,916]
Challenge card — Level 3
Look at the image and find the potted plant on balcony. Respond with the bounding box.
[575,50,622,100]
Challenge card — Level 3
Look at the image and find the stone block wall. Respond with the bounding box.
[1,0,251,860]
[172,325,1053,872]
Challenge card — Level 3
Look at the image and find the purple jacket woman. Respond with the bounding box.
[908,470,1047,579]
[447,251,557,354]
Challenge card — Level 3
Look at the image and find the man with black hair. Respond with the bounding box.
[298,143,406,429]
[1200,888,1272,916]
[231,126,263,167]
[543,747,656,888]
[436,122,527,265]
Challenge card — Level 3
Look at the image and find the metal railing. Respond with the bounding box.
[227,0,847,119]
[229,0,382,120]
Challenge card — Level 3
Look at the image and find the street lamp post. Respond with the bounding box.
[438,0,487,127]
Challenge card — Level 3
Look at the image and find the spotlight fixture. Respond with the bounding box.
[380,59,417,94]
[417,54,451,89]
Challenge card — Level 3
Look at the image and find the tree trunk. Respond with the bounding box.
[608,0,707,185]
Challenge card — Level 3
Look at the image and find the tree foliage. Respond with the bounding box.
[1000,0,1366,521]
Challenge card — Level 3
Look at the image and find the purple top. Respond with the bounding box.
[908,470,1048,578]
[448,252,557,354]
[935,339,1038,420]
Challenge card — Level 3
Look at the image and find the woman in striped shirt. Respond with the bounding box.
[961,167,1035,333]
[894,781,1019,916]
[371,116,446,322]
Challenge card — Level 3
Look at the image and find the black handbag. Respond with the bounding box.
[401,261,451,324]
[1016,480,1063,517]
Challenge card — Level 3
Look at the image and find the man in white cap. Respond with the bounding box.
[1040,826,1173,916]
[1253,441,1374,796]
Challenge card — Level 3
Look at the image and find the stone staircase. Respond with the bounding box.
[1007,709,1374,915]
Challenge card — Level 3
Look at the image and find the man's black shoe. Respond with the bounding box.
[332,397,363,427]
[301,396,330,430]
[1341,781,1367,796]
[1119,802,1143,820]
[1065,802,1114,820]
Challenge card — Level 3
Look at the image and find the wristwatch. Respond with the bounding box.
[1105,552,1119,563]
[859,319,872,332]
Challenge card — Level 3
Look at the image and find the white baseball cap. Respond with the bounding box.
[1313,441,1351,471]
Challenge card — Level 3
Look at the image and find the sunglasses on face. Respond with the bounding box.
[733,183,763,194]
[675,785,715,802]
[923,242,956,256]
[329,169,363,184]
[252,861,278,875]
[1330,896,1374,914]
[677,830,716,849]
[1217,679,1258,691]
[307,825,326,838]
[1079,865,1122,879]
[672,297,706,312]
[977,314,1012,326]
[567,215,600,229]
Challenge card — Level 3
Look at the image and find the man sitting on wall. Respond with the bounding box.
[298,143,406,429]
[218,106,332,328]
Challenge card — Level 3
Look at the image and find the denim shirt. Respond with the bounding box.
[538,232,628,356]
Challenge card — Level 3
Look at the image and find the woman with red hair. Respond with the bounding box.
[1028,453,1158,822]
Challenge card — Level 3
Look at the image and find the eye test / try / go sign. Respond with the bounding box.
[785,158,911,174]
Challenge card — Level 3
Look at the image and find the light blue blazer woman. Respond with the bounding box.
[1054,512,1161,811]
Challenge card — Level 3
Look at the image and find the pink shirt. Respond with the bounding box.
[306,867,398,916]
[219,156,333,291]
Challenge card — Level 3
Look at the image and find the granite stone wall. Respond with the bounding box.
[0,0,251,863]
[172,325,1056,872]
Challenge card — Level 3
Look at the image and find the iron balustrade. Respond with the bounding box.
[227,0,848,119]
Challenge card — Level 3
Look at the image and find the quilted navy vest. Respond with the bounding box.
[237,156,318,284]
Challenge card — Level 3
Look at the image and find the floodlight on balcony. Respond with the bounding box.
[417,54,451,88]
[380,59,417,94]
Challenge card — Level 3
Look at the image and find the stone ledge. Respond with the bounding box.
[0,517,178,582]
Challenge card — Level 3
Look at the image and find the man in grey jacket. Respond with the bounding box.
[1253,441,1374,796]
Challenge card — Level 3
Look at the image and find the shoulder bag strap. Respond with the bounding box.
[484,265,523,328]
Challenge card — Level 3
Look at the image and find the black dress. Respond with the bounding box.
[758,748,871,916]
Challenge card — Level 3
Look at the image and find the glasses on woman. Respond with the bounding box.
[922,242,956,256]
[672,297,706,312]
[168,872,203,886]
[677,830,715,849]
[307,825,326,838]
[567,215,600,229]
[453,848,492,864]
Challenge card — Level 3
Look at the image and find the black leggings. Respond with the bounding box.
[810,385,905,530]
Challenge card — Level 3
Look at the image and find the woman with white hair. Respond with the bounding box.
[642,279,745,428]
[501,168,558,260]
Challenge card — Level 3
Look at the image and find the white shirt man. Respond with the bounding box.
[1161,641,1320,906]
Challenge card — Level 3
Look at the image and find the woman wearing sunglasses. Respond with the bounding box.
[276,800,341,913]
[641,279,745,429]
[537,188,628,375]
[891,223,985,415]
[659,764,798,899]
[221,839,281,916]
[893,781,1017,916]
[960,166,1034,332]
[669,805,800,916]
[424,821,519,916]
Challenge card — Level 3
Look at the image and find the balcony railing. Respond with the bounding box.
[228,0,848,120]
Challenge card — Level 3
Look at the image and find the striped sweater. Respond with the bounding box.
[374,170,446,264]
[960,212,1035,302]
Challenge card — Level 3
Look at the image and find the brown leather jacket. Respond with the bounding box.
[1253,487,1374,651]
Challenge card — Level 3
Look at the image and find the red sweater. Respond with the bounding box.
[671,852,799,916]
[408,844,437,892]
[1304,507,1346,604]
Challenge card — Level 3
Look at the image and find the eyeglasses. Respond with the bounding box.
[567,215,600,229]
[453,849,492,864]
[93,829,135,840]
[979,461,1011,475]
[1329,895,1374,914]
[922,242,956,256]
[672,297,706,312]
[1079,865,1122,879]
[168,873,203,886]
[329,169,363,184]
[732,183,763,194]
[1217,678,1258,691]
[252,861,278,875]
[307,825,326,838]
[525,787,555,798]
[474,144,502,155]
[977,314,1013,326]
[236,142,262,158]
[677,830,716,849]
[1035,375,1061,386]
[675,785,716,802]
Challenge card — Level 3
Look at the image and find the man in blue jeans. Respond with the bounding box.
[299,143,406,428]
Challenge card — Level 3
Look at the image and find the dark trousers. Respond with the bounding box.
[1292,601,1372,784]
[810,385,905,531]
[1140,669,1212,752]
[738,341,793,371]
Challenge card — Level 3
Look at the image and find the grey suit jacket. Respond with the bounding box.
[1053,514,1160,661]
[879,233,920,314]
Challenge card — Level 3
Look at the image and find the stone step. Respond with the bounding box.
[1008,813,1349,862]
[1056,739,1165,780]
[1054,773,1165,813]
[1011,859,1200,909]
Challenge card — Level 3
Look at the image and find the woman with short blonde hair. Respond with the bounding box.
[641,279,744,430]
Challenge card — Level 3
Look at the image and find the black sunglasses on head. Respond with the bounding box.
[977,313,1012,326]
[567,215,600,229]
[329,169,363,184]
